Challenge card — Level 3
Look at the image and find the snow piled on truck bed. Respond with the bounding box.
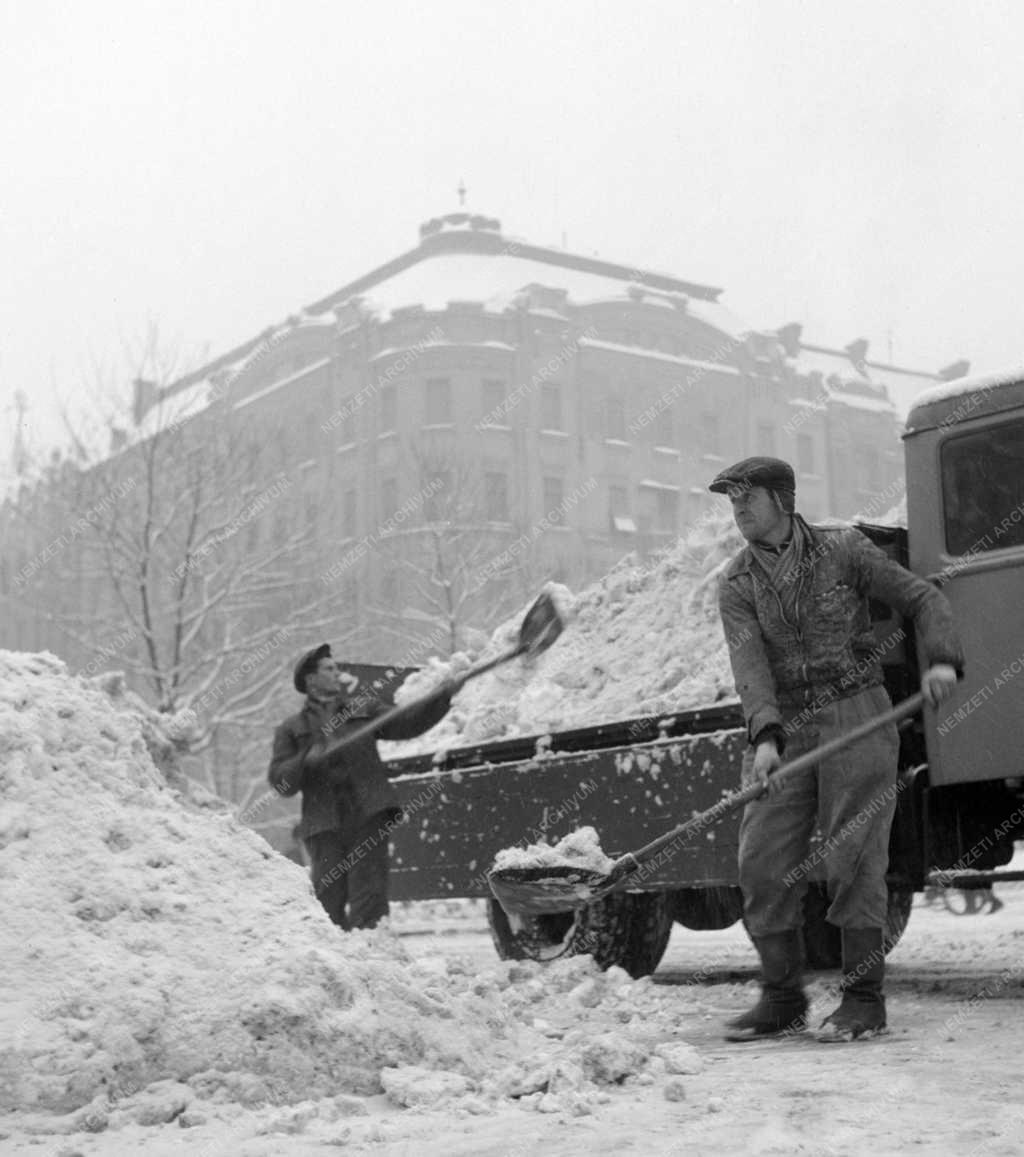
[0,651,697,1137]
[382,510,747,758]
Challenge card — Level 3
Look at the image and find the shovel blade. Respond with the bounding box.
[487,864,619,916]
[516,590,564,659]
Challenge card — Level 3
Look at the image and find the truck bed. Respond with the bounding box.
[385,703,746,900]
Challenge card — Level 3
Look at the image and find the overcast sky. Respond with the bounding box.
[2,0,1023,473]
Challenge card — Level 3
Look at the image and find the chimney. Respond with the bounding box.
[844,338,869,372]
[776,322,803,359]
[132,378,159,426]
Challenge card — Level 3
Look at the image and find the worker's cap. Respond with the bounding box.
[708,456,796,497]
[293,642,332,693]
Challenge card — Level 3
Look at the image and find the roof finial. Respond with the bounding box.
[457,179,467,208]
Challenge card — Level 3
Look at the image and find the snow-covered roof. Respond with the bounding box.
[788,348,865,385]
[338,251,749,339]
[860,366,939,416]
[133,380,215,443]
[908,365,1024,411]
[232,357,332,412]
[579,337,742,376]
[905,366,1024,434]
[828,389,897,415]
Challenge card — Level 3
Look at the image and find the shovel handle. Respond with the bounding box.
[318,642,523,755]
[616,691,926,873]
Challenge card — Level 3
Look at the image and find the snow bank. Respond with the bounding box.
[0,651,698,1134]
[383,511,746,756]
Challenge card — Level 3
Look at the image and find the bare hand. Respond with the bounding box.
[922,663,958,708]
[752,739,782,790]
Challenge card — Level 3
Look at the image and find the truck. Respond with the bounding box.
[380,371,1024,977]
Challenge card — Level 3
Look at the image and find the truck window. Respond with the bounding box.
[941,416,1024,555]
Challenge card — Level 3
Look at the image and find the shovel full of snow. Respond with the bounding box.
[488,691,926,917]
[324,589,565,754]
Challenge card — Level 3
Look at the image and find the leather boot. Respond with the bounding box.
[725,930,808,1042]
[817,926,887,1042]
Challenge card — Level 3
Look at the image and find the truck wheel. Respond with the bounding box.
[672,885,744,930]
[486,891,674,979]
[801,882,915,968]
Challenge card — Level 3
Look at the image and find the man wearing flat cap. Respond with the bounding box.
[269,643,453,930]
[710,456,963,1042]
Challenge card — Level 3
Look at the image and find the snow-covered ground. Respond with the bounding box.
[3,648,1024,1156]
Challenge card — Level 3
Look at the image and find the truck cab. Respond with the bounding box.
[903,373,1024,788]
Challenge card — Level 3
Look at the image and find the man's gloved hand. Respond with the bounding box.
[922,663,959,708]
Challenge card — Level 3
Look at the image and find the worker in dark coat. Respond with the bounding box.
[710,457,963,1043]
[269,643,453,930]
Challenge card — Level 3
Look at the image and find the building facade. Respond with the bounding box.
[3,210,966,672]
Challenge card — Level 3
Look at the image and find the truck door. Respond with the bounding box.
[910,409,1024,786]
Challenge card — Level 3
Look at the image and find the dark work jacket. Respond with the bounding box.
[718,518,964,746]
[268,689,451,841]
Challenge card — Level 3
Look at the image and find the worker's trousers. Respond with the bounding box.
[306,814,391,931]
[738,684,901,937]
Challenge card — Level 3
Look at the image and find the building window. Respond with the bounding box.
[481,378,507,425]
[702,413,720,454]
[304,493,319,527]
[381,567,398,606]
[609,484,636,533]
[856,447,880,492]
[342,489,357,538]
[339,399,356,444]
[380,384,396,432]
[304,411,319,450]
[426,377,452,424]
[656,490,678,532]
[606,396,627,440]
[542,475,564,518]
[797,433,815,475]
[655,403,675,446]
[380,477,398,523]
[484,472,509,521]
[425,470,451,521]
[541,384,563,430]
[756,422,776,457]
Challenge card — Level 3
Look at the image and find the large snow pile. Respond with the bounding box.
[383,510,747,756]
[0,651,701,1136]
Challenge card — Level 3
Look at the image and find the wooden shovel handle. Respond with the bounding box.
[616,691,926,873]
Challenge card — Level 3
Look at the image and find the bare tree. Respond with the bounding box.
[11,334,356,804]
[368,442,543,657]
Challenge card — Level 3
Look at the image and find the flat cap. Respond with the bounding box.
[708,456,796,495]
[293,642,331,694]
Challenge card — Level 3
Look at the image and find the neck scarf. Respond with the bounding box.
[748,514,810,623]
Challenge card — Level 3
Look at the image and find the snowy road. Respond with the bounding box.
[10,884,1022,1157]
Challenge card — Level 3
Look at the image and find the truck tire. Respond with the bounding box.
[672,885,744,930]
[800,882,915,969]
[486,891,674,979]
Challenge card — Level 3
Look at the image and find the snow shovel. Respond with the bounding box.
[488,691,926,917]
[325,589,565,753]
